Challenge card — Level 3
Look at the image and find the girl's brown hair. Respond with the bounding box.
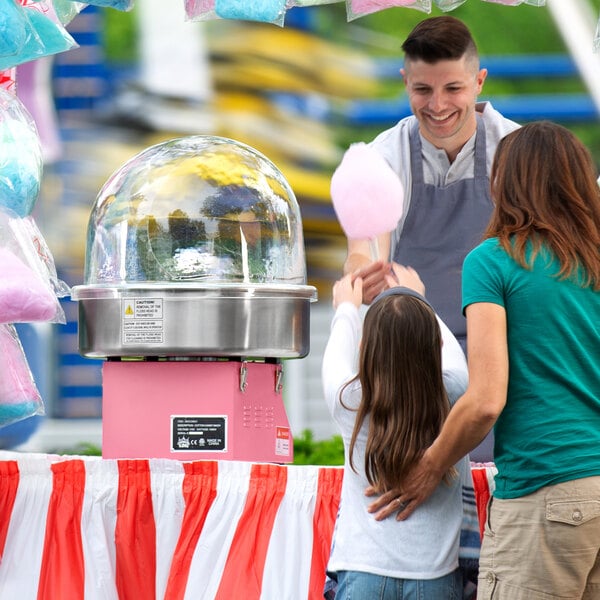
[487,121,600,290]
[342,293,451,493]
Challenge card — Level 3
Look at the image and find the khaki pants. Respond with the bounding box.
[477,477,600,600]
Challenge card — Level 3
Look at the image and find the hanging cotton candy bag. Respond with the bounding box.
[0,323,44,428]
[0,0,78,71]
[346,0,431,21]
[0,88,43,217]
[0,207,69,324]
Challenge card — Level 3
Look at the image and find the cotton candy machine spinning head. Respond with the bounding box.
[71,136,317,462]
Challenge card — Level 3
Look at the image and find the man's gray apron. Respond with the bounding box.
[393,116,494,462]
[393,116,492,351]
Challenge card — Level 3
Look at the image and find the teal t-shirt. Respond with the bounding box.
[462,238,600,499]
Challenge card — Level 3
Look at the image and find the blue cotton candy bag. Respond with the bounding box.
[78,0,134,10]
[52,0,87,25]
[214,0,287,25]
[0,0,77,71]
[0,0,29,60]
[0,89,42,217]
[0,324,45,429]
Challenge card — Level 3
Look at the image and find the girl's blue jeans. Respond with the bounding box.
[334,567,463,600]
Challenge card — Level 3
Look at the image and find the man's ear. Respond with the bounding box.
[475,68,488,94]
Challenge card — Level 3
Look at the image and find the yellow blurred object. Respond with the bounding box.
[207,23,381,98]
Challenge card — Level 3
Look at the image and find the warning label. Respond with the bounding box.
[122,298,164,344]
[171,416,227,452]
[275,426,291,456]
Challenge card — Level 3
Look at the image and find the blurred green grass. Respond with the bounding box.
[54,430,346,465]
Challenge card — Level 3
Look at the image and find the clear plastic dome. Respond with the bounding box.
[84,135,307,286]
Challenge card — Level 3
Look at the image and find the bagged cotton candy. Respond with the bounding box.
[52,0,87,26]
[482,0,545,4]
[434,0,467,10]
[0,207,69,324]
[185,0,216,20]
[0,0,28,60]
[76,0,134,10]
[330,142,404,240]
[215,0,287,25]
[0,88,43,217]
[16,214,70,301]
[0,324,44,428]
[346,0,431,21]
[0,248,59,323]
[0,1,78,71]
[286,0,338,5]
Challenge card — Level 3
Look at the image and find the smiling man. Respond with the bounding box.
[341,16,519,358]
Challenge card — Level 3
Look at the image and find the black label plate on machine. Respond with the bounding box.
[171,416,227,452]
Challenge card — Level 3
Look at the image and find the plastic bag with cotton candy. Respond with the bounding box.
[286,0,339,6]
[215,0,287,25]
[0,0,29,60]
[52,0,88,26]
[0,88,43,218]
[0,207,69,325]
[481,0,546,5]
[0,323,45,428]
[185,0,287,25]
[76,0,134,10]
[346,0,431,21]
[184,0,217,21]
[0,0,78,71]
[433,0,467,10]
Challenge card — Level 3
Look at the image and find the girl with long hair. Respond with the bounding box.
[322,265,469,599]
[371,121,600,599]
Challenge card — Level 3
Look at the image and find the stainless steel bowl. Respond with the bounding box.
[71,283,317,359]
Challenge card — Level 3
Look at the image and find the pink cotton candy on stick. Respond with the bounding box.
[330,142,403,260]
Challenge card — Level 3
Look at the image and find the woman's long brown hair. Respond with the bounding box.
[341,294,451,493]
[486,121,600,290]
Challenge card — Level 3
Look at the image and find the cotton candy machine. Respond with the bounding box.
[71,135,317,462]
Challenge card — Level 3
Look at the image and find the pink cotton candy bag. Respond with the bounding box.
[0,247,58,324]
[346,0,431,21]
[0,207,69,324]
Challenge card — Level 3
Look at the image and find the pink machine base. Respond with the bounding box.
[102,360,293,463]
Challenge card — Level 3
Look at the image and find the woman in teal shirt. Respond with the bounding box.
[368,121,600,599]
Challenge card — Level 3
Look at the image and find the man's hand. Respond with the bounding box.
[349,260,392,304]
[365,451,445,521]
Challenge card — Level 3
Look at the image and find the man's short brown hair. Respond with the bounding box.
[402,16,479,65]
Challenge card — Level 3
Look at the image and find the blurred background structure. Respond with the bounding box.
[5,0,600,451]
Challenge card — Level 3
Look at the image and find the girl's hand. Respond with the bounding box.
[351,260,392,304]
[333,274,363,309]
[385,264,425,296]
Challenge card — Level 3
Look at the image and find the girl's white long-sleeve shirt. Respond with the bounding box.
[322,302,469,579]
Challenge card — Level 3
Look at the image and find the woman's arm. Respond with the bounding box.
[368,301,509,520]
[437,315,468,402]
